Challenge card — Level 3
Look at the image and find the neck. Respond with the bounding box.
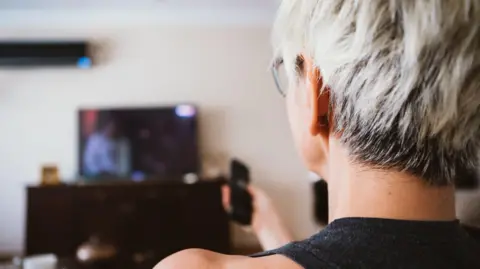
[325,144,456,223]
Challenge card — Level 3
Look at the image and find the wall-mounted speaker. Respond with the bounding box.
[0,41,92,68]
[313,179,328,226]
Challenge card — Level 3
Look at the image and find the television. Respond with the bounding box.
[78,105,199,182]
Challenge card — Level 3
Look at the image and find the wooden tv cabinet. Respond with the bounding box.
[25,180,230,267]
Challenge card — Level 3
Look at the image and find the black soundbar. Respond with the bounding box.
[0,41,92,68]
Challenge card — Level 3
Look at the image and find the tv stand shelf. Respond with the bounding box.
[25,180,230,267]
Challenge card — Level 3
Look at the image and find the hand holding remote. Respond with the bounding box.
[222,185,293,250]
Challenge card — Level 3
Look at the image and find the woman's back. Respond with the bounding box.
[254,218,480,269]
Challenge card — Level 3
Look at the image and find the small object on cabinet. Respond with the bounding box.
[23,254,57,269]
[76,236,118,264]
[40,165,61,186]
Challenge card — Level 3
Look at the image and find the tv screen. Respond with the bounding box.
[78,105,198,181]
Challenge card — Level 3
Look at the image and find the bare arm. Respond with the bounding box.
[254,213,293,251]
[154,249,220,269]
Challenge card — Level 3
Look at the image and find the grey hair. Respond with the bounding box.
[273,0,480,185]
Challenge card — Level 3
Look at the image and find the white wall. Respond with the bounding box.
[2,20,479,256]
[0,25,318,253]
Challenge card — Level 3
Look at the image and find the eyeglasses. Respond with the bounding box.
[271,57,287,97]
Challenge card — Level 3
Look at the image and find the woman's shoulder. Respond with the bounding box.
[154,248,303,269]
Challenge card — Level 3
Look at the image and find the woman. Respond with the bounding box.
[156,0,480,268]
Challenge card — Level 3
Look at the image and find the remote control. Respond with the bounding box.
[228,159,253,226]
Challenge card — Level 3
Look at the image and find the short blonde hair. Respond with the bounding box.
[273,0,480,185]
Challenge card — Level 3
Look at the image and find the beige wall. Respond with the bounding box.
[0,26,318,253]
[1,23,479,254]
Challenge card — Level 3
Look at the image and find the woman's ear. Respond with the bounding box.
[303,56,330,136]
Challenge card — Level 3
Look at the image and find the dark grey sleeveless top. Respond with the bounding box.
[252,218,480,269]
